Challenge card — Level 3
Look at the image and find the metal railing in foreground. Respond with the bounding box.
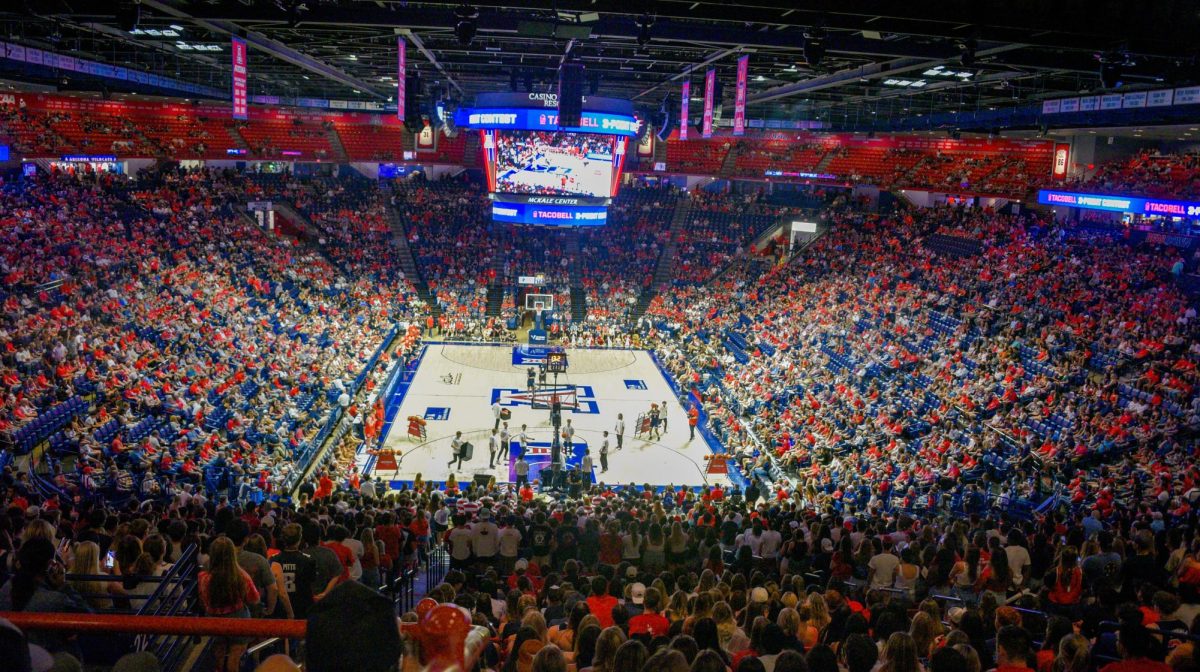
[0,608,490,672]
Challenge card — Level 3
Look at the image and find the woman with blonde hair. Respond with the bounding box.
[712,601,748,652]
[67,541,109,610]
[199,536,260,672]
[665,590,689,625]
[878,632,924,672]
[585,626,627,672]
[806,592,831,636]
[683,591,715,634]
[908,611,939,661]
[1051,634,1090,672]
[796,603,820,651]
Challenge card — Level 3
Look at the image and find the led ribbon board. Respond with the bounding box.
[1038,189,1200,217]
[491,202,609,226]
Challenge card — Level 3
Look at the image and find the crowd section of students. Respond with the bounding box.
[0,167,422,504]
[2,164,1200,672]
[1062,152,1200,200]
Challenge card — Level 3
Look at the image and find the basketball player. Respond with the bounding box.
[600,431,610,473]
[447,431,466,470]
[562,419,575,445]
[615,414,625,451]
[648,404,662,440]
[499,422,511,462]
[526,367,536,391]
[488,428,499,469]
[660,401,670,433]
[580,449,594,480]
[492,400,503,431]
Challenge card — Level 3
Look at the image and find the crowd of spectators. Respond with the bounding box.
[3,161,1200,672]
[1063,152,1200,200]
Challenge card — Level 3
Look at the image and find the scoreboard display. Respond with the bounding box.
[458,93,638,226]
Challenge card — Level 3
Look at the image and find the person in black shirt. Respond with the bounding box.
[528,514,553,567]
[271,523,316,619]
[553,515,579,565]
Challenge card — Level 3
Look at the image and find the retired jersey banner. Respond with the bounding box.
[733,55,748,136]
[231,37,248,119]
[702,68,716,138]
[680,80,690,141]
[1052,143,1069,180]
[397,37,407,121]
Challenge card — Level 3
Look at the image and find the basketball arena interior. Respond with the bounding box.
[0,2,1199,671]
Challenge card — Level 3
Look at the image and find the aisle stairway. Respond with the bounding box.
[226,126,250,153]
[385,203,440,317]
[814,150,836,172]
[632,195,692,319]
[566,228,587,321]
[326,127,349,162]
[718,142,741,178]
[486,249,505,318]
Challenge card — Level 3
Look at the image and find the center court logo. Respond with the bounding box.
[491,385,599,414]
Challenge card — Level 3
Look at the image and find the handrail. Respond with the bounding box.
[1,611,490,671]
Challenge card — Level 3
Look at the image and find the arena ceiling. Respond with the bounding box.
[3,0,1200,127]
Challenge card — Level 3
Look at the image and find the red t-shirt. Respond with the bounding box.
[628,612,671,638]
[322,541,354,582]
[586,595,619,628]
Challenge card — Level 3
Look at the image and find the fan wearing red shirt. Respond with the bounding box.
[585,575,618,629]
[994,626,1037,672]
[1099,624,1171,672]
[627,587,670,638]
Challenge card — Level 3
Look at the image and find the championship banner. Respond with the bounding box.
[231,37,248,120]
[397,37,407,121]
[733,55,748,136]
[702,68,716,138]
[680,80,690,141]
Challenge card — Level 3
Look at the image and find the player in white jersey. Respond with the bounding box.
[615,414,625,450]
[600,431,610,473]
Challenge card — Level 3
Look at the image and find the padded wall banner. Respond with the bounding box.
[733,55,748,136]
[231,37,248,120]
[397,37,407,121]
[680,80,690,141]
[702,68,716,138]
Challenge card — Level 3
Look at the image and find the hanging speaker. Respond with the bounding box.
[557,62,585,128]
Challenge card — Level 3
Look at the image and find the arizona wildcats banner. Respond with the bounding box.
[231,38,248,120]
[680,80,690,141]
[702,68,715,138]
[397,37,406,121]
[733,55,748,136]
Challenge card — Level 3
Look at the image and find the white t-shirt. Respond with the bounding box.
[1005,545,1032,586]
[868,552,901,588]
[498,527,522,558]
[759,530,783,559]
[448,526,474,560]
[472,522,499,558]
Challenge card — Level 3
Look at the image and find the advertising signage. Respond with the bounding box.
[491,202,609,226]
[1038,189,1200,218]
[456,108,638,136]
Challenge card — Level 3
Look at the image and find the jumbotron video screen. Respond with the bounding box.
[493,130,616,198]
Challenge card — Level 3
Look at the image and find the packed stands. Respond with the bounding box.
[1066,151,1200,200]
